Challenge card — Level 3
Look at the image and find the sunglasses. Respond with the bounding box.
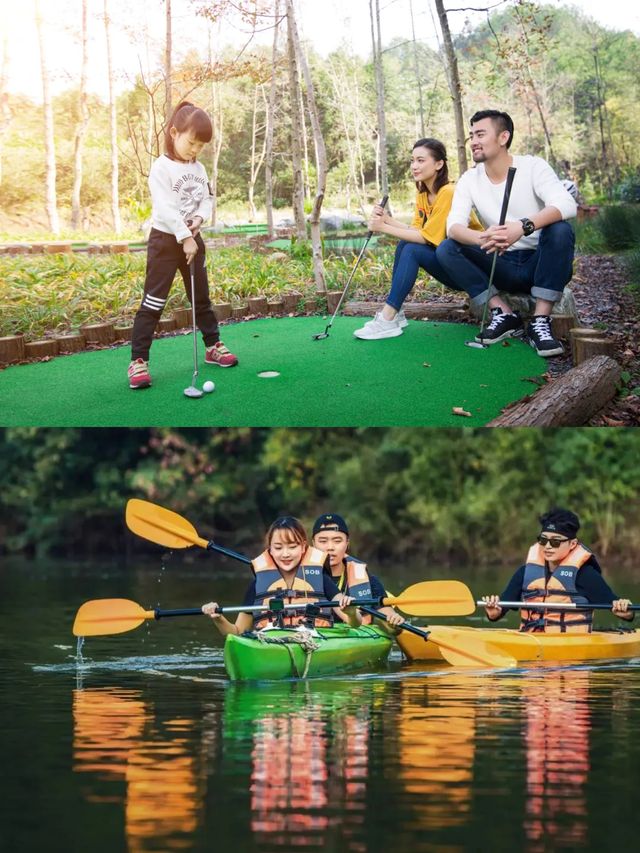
[537,535,570,548]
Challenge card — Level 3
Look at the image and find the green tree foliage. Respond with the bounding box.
[2,428,639,570]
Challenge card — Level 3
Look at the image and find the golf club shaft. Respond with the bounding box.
[478,167,516,337]
[190,261,198,383]
[326,194,389,328]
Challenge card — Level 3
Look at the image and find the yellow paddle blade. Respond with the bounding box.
[73,598,155,637]
[386,580,476,617]
[427,626,517,668]
[126,499,207,550]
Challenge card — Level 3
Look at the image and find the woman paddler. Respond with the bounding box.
[311,513,405,629]
[481,508,633,632]
[202,516,360,634]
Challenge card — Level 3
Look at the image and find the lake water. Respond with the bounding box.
[2,558,639,852]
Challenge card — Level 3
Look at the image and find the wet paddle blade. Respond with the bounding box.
[428,626,517,668]
[73,598,155,637]
[386,580,476,617]
[126,499,206,550]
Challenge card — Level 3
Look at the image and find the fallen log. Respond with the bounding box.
[488,356,622,426]
[344,300,468,320]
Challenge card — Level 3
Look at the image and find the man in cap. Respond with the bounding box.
[312,513,405,627]
[482,507,633,631]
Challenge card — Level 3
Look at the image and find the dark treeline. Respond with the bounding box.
[1,427,639,570]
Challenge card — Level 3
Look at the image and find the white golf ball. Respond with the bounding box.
[203,380,215,393]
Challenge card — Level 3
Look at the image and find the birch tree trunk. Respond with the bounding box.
[165,0,172,115]
[35,0,59,234]
[286,0,306,238]
[369,0,388,196]
[264,0,281,238]
[71,0,89,230]
[104,0,121,234]
[434,0,468,176]
[288,0,327,292]
[207,27,223,227]
[409,0,425,137]
[0,27,10,186]
[248,84,268,221]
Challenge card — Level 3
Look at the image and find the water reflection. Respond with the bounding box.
[223,680,387,851]
[521,669,591,852]
[72,687,208,851]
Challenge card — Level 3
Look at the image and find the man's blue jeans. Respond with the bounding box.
[435,221,575,308]
[385,240,463,311]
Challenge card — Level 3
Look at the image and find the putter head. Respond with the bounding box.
[184,386,204,398]
[464,339,489,349]
[312,331,329,340]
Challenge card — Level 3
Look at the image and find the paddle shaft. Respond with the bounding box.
[480,600,639,612]
[359,606,430,641]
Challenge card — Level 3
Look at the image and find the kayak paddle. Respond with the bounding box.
[360,607,516,668]
[125,498,251,564]
[477,600,639,611]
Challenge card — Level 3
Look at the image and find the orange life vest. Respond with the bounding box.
[520,542,593,633]
[252,546,333,628]
[336,556,374,624]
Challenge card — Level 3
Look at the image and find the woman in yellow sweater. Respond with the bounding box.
[354,138,479,340]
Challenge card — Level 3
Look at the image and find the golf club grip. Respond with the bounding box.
[498,167,517,226]
[367,194,389,238]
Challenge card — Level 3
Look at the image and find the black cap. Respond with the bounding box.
[312,513,349,536]
[539,507,580,539]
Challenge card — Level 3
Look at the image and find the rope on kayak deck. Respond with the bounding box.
[251,628,321,678]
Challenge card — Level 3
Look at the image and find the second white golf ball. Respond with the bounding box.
[203,380,215,393]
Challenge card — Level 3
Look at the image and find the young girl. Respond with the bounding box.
[353,137,481,341]
[202,516,360,635]
[128,101,238,389]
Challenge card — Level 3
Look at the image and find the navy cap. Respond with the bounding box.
[539,508,580,539]
[312,514,349,536]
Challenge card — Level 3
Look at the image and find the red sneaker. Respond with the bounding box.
[128,358,152,389]
[205,341,238,368]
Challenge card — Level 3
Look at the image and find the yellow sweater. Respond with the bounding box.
[411,183,482,246]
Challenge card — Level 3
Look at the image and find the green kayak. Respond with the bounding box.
[223,624,393,681]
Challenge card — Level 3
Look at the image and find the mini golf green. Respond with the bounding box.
[0,317,545,427]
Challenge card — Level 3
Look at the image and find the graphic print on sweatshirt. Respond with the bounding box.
[172,172,208,220]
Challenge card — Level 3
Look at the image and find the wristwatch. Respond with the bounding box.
[520,217,536,236]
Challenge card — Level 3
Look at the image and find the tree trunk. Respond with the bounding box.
[488,356,621,426]
[248,84,268,221]
[434,0,467,176]
[286,3,306,238]
[0,28,11,186]
[265,0,281,238]
[369,0,388,196]
[71,0,89,230]
[35,0,59,234]
[104,0,121,234]
[409,0,425,137]
[165,0,172,115]
[207,27,224,227]
[288,0,327,293]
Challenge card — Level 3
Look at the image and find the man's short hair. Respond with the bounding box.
[470,110,514,149]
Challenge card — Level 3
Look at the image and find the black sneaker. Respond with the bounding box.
[475,308,524,344]
[527,315,564,357]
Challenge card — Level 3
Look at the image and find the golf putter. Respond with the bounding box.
[312,194,389,340]
[465,166,517,349]
[184,260,203,398]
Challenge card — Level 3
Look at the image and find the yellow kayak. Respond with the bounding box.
[397,625,640,664]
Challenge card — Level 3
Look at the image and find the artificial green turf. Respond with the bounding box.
[0,316,546,427]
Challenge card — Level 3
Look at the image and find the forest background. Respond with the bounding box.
[2,0,640,238]
[2,428,639,571]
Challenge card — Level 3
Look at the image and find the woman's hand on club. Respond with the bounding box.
[368,211,386,232]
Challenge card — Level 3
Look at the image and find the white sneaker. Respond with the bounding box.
[397,309,409,328]
[353,311,403,340]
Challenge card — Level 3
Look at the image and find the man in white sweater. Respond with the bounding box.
[436,110,577,356]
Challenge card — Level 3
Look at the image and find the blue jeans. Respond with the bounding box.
[435,221,575,308]
[385,240,463,311]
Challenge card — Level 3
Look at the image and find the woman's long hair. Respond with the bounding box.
[413,138,449,195]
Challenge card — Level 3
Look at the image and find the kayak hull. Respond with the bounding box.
[223,624,393,681]
[397,625,640,664]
